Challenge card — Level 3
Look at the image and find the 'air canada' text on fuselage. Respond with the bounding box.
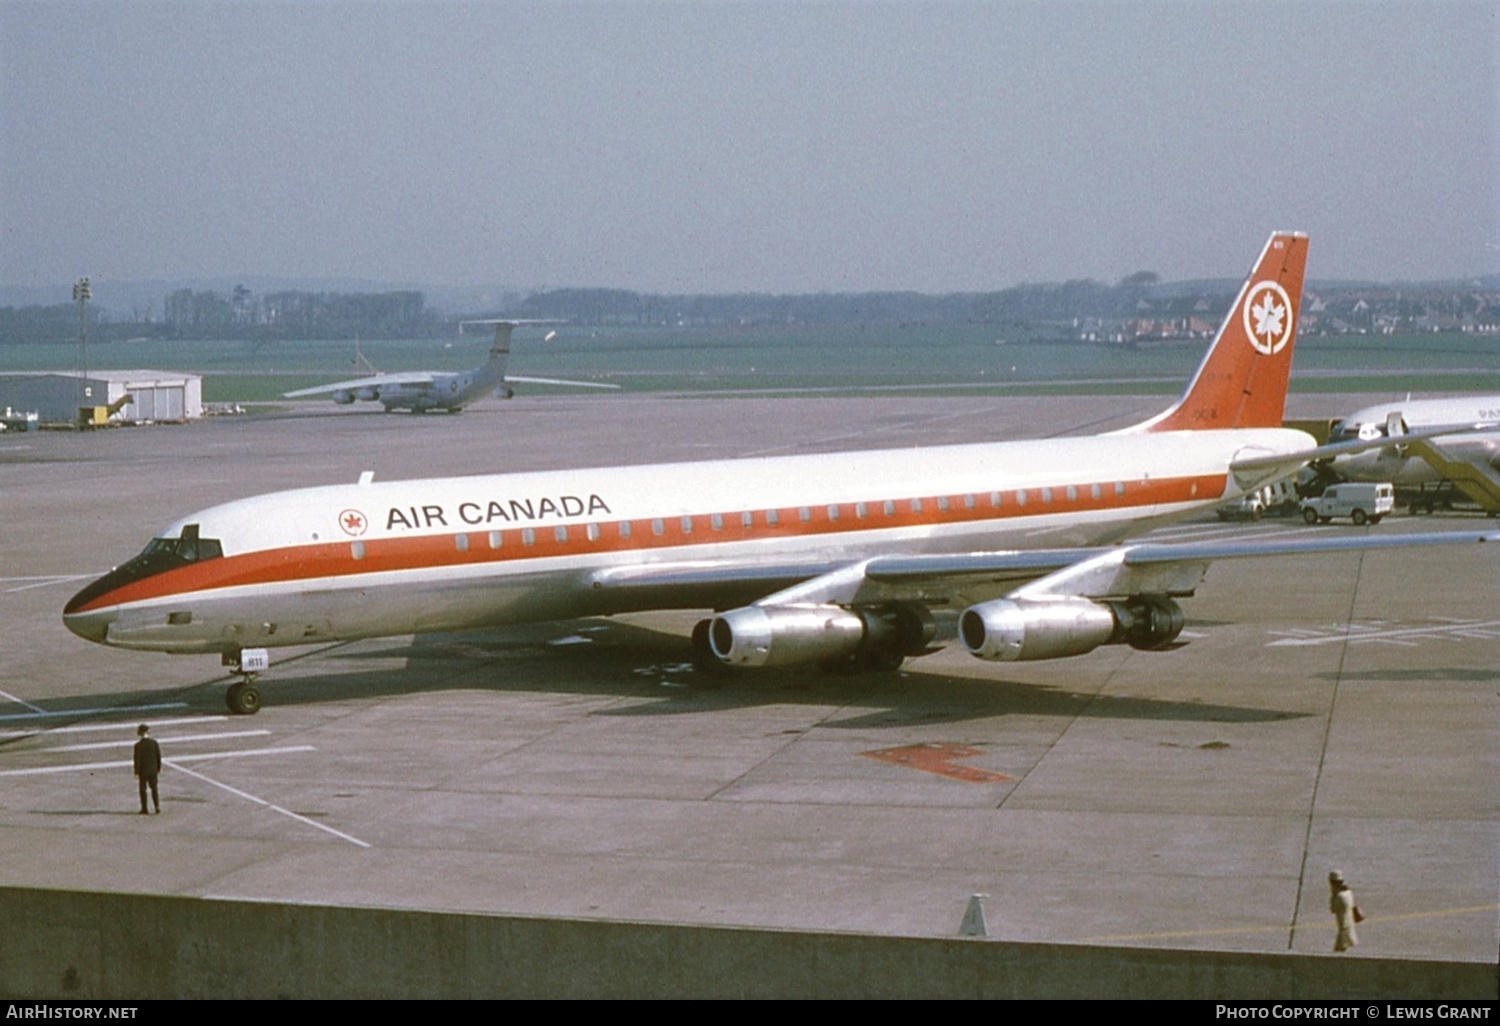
[385,493,613,531]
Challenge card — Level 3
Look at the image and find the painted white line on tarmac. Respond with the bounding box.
[0,745,314,776]
[48,730,271,753]
[1267,618,1500,647]
[0,690,48,714]
[3,574,93,594]
[167,759,371,849]
[0,575,94,582]
[0,715,230,740]
[0,702,189,723]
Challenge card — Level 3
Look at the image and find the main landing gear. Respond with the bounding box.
[222,648,270,715]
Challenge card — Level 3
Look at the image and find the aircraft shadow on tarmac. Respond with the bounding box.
[42,616,1308,730]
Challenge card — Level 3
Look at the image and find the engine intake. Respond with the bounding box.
[960,596,1184,662]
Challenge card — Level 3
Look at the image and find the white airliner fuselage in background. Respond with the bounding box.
[1324,395,1500,486]
[65,233,1498,714]
[282,321,618,412]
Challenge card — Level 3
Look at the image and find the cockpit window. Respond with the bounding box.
[65,524,224,614]
[137,524,223,564]
[1329,422,1383,444]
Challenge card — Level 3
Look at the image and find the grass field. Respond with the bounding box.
[3,325,1497,403]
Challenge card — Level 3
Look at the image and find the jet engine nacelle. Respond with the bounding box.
[331,390,356,405]
[709,604,865,667]
[960,596,1184,662]
[496,387,515,400]
[707,602,936,668]
[354,386,381,402]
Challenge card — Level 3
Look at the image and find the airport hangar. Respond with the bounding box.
[0,370,202,426]
[0,392,1494,999]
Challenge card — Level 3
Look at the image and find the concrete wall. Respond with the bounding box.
[0,887,1493,999]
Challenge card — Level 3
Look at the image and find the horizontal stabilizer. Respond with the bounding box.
[508,375,620,390]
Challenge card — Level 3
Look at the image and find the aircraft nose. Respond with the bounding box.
[63,608,113,644]
[63,579,116,644]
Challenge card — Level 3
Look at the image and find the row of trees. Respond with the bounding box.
[1,288,444,344]
[5,277,1497,344]
[160,287,439,339]
[509,277,1174,327]
[2,279,1181,343]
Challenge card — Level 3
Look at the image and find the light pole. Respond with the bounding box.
[73,276,91,420]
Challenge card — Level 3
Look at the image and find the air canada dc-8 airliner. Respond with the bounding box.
[65,233,1497,714]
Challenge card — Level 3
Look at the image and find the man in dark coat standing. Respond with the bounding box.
[133,724,162,814]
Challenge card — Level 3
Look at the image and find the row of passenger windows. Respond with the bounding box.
[346,482,1132,560]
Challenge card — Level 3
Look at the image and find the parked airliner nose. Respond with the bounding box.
[63,609,111,644]
[63,581,114,644]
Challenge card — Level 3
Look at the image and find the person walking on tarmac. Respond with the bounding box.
[133,724,161,815]
[1329,870,1362,951]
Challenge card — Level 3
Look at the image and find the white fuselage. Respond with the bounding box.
[379,363,504,412]
[65,428,1312,654]
[1330,396,1500,484]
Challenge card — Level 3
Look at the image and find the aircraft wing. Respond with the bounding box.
[589,530,1498,612]
[284,373,617,398]
[505,375,620,391]
[867,529,1498,604]
[283,373,436,398]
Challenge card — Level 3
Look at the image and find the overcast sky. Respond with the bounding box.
[2,1,1495,294]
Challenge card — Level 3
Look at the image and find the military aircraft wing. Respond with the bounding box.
[505,375,620,390]
[282,373,438,398]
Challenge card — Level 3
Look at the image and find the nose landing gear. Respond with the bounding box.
[222,648,270,715]
[226,679,261,715]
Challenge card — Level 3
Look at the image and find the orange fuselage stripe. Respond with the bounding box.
[75,472,1228,612]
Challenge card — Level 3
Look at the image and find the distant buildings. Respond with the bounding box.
[1073,285,1499,345]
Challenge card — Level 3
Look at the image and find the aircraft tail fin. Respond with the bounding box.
[1127,232,1308,433]
[486,323,515,364]
[458,320,517,377]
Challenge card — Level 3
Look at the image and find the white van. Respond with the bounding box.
[1300,483,1395,526]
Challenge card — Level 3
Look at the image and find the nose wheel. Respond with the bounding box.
[226,678,262,715]
[222,648,270,715]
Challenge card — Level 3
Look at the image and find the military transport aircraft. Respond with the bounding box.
[282,320,618,412]
[65,233,1498,713]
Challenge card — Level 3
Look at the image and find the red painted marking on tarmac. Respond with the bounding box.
[862,743,1013,783]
